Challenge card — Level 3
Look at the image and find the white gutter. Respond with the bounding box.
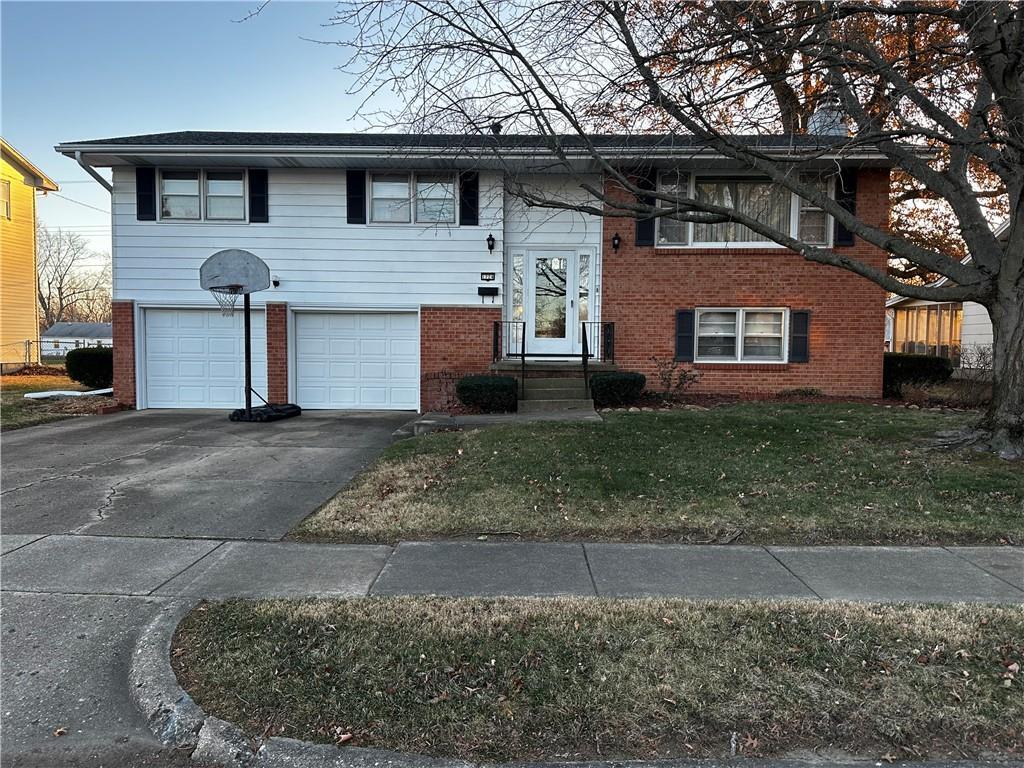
[75,150,112,192]
[56,143,897,162]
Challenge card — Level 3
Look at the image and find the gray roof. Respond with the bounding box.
[59,131,857,151]
[42,322,113,339]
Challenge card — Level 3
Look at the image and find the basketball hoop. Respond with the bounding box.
[209,285,243,317]
[198,249,299,423]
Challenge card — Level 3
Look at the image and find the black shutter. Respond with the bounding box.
[790,310,811,362]
[675,309,695,362]
[135,167,156,221]
[346,169,367,224]
[635,168,657,246]
[833,168,857,246]
[249,169,268,223]
[459,171,479,226]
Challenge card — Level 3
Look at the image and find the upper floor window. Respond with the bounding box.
[369,171,457,224]
[0,180,10,219]
[656,170,688,246]
[205,171,245,220]
[415,173,456,223]
[656,173,834,247]
[797,173,830,245]
[160,170,201,220]
[160,169,246,221]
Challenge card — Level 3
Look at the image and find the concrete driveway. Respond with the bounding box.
[1,408,410,767]
[1,409,412,539]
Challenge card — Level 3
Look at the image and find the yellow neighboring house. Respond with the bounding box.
[1,138,58,371]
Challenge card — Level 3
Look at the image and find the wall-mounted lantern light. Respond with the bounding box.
[611,233,621,252]
[486,233,496,252]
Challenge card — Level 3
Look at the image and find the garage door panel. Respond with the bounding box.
[295,312,417,410]
[390,314,418,331]
[359,314,388,331]
[328,339,358,356]
[329,361,357,378]
[144,309,267,409]
[391,338,418,356]
[390,362,418,379]
[328,314,358,331]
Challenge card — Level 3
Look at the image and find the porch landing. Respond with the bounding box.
[490,360,618,375]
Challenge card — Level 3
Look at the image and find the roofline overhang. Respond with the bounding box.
[3,138,58,191]
[54,141,897,166]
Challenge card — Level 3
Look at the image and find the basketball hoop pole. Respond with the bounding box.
[244,293,252,419]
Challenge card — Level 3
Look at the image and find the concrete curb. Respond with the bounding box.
[129,604,1011,768]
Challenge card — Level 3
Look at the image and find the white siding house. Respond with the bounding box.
[57,131,899,411]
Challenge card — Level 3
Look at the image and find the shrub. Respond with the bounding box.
[65,347,114,389]
[590,371,646,407]
[883,352,954,398]
[455,375,518,412]
[649,356,702,402]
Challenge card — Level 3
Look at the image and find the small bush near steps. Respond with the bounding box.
[589,371,646,406]
[65,347,113,389]
[455,375,518,412]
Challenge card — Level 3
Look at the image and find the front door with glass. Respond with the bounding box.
[511,249,593,357]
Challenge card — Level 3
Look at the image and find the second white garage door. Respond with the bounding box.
[294,312,418,410]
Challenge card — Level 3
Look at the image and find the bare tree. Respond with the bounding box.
[289,0,1022,455]
[36,225,112,329]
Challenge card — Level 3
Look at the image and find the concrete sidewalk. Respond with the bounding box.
[3,535,1021,603]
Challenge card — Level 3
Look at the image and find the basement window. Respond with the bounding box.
[696,308,788,362]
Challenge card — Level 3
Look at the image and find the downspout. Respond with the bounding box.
[75,151,112,192]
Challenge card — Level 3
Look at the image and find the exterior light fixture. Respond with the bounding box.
[486,233,496,252]
[611,233,621,252]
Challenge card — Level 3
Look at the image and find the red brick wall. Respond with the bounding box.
[420,305,502,411]
[111,300,136,408]
[266,302,288,403]
[602,169,889,397]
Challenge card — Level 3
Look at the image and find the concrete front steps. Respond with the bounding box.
[518,377,595,414]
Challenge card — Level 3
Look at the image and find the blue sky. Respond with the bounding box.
[2,1,367,257]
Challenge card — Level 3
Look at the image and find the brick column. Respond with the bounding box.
[420,305,502,412]
[266,302,289,403]
[111,300,137,408]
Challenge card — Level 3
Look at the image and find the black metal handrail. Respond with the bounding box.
[493,322,615,361]
[582,323,590,397]
[493,320,527,396]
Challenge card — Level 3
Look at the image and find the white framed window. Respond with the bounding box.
[205,171,246,221]
[796,173,831,245]
[655,172,835,248]
[370,172,412,223]
[415,173,456,223]
[159,170,248,222]
[0,180,10,219]
[369,171,458,225]
[160,170,201,220]
[656,170,688,246]
[696,308,788,362]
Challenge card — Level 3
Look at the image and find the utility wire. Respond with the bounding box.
[48,192,110,215]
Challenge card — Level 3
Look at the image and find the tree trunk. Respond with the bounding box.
[984,290,1024,459]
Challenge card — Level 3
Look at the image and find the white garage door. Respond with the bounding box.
[295,312,418,410]
[144,309,267,409]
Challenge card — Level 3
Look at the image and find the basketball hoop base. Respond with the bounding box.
[229,403,302,423]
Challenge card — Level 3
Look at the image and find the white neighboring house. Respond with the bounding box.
[885,223,1004,369]
[41,322,113,357]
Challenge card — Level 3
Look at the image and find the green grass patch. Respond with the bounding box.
[294,403,1023,545]
[174,597,1024,761]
